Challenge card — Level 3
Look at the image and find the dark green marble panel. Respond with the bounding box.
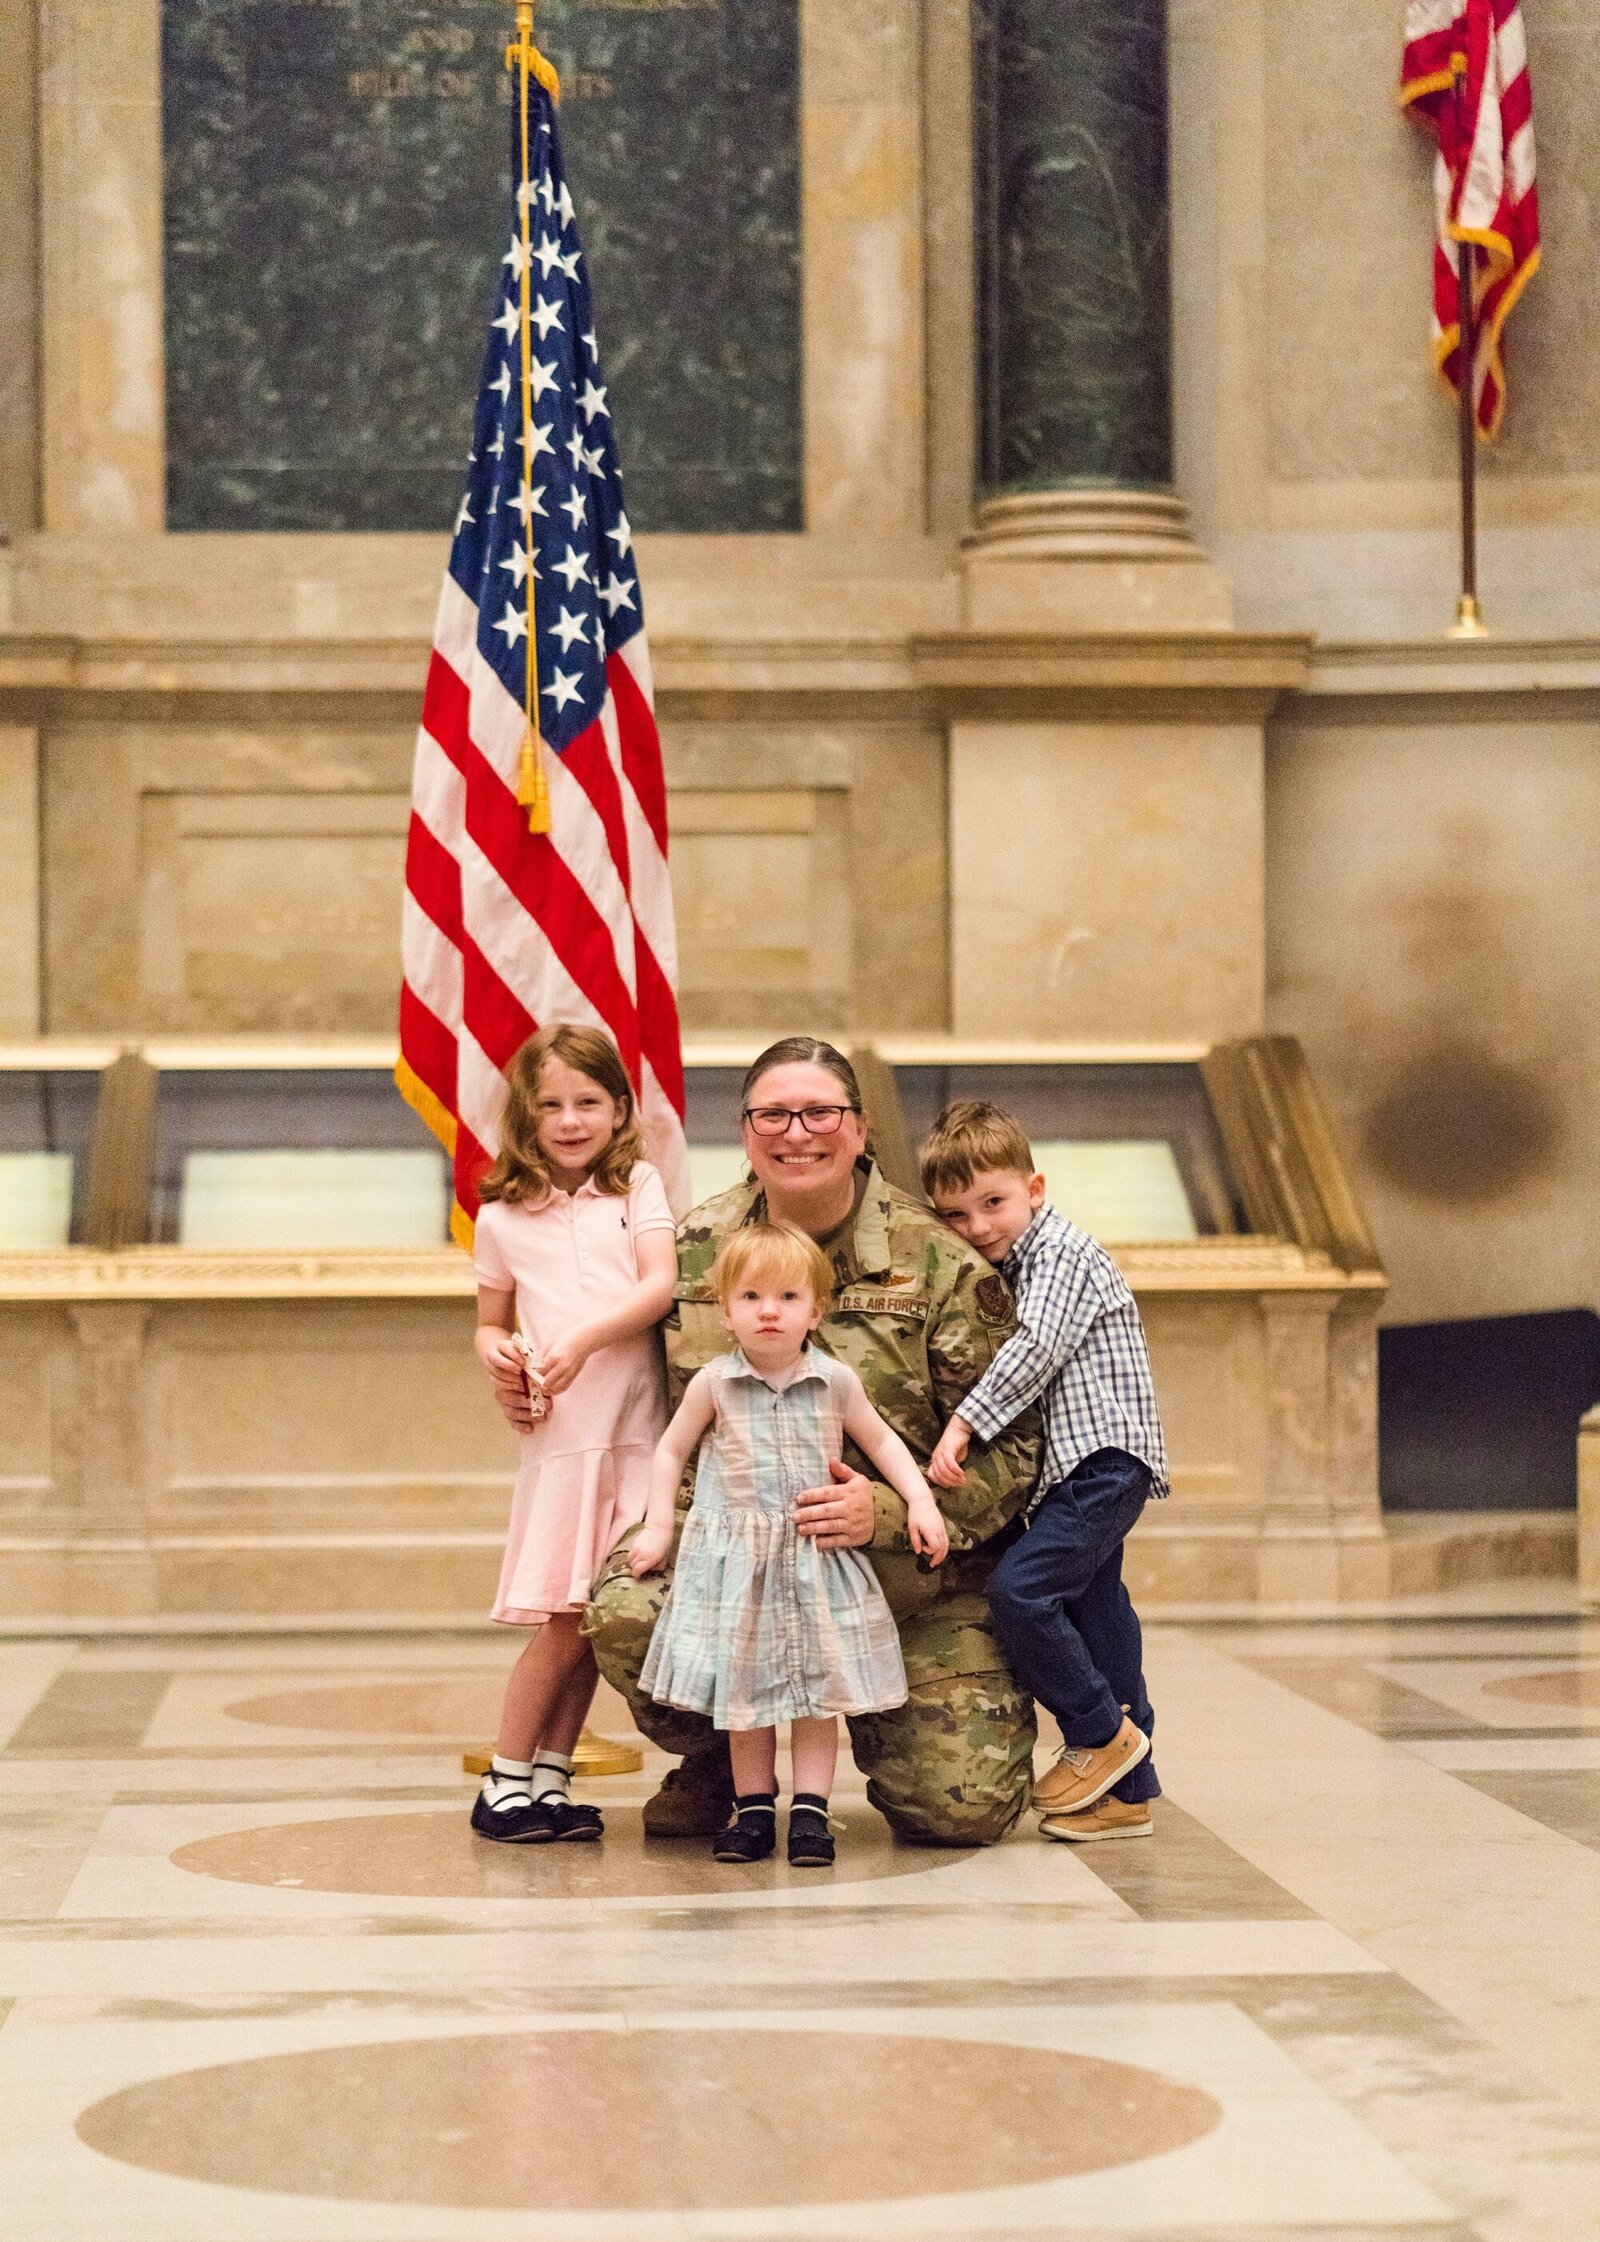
[973,0,1173,496]
[161,0,800,532]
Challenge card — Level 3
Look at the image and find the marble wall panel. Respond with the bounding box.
[1266,701,1600,1327]
[949,717,1265,1042]
[1263,0,1600,487]
[137,789,410,1030]
[1143,1297,1259,1506]
[668,783,851,1030]
[800,0,926,536]
[0,0,40,538]
[919,0,977,538]
[38,0,165,534]
[158,0,801,532]
[0,727,41,1036]
[150,1300,507,1525]
[37,709,942,1037]
[41,716,414,1033]
[0,1313,59,1520]
[846,723,947,1032]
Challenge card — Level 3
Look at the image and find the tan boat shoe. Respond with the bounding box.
[1039,1794,1153,1843]
[1032,1714,1151,1815]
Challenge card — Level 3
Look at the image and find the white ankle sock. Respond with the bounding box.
[482,1754,534,1812]
[529,1750,574,1804]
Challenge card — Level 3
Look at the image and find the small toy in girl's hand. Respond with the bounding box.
[514,1333,551,1420]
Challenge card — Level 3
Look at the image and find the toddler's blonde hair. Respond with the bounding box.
[711,1220,835,1309]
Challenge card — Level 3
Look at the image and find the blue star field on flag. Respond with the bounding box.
[447,83,643,758]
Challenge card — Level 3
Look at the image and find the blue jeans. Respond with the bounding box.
[987,1447,1159,1805]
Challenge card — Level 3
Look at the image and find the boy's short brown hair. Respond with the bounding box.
[710,1220,835,1308]
[919,1098,1036,1199]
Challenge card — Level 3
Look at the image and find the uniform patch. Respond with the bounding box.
[834,1288,931,1321]
[974,1274,1012,1326]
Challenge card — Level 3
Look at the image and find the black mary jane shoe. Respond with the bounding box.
[470,1792,560,1845]
[544,1797,604,1843]
[786,1797,836,1868]
[712,1793,777,1864]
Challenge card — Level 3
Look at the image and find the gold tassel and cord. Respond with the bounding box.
[517,728,551,832]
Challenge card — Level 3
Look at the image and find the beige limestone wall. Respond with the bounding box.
[949,714,1265,1043]
[1170,0,1600,639]
[37,0,165,537]
[801,0,927,537]
[0,726,41,1036]
[0,0,40,545]
[24,673,947,1037]
[1266,646,1600,1329]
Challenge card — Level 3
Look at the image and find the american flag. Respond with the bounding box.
[1401,0,1540,438]
[398,63,689,1240]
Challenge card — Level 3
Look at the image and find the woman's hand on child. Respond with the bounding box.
[628,1523,674,1578]
[907,1495,950,1566]
[927,1416,971,1489]
[535,1328,592,1397]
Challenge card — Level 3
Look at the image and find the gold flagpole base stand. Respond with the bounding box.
[1447,592,1489,639]
[463,1727,644,1780]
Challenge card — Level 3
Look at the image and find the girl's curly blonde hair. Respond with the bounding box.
[477,1025,645,1206]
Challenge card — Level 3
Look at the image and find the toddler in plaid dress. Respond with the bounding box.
[632,1221,948,1867]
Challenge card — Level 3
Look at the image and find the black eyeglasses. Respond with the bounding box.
[741,1103,860,1137]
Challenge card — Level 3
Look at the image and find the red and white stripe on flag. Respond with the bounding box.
[397,575,690,1245]
[1401,0,1540,438]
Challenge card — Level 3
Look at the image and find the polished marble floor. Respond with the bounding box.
[3,1608,1600,2239]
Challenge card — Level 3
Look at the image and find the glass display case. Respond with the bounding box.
[142,1053,451,1249]
[0,1046,110,1248]
[881,1050,1233,1241]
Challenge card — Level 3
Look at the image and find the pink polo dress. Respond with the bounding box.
[473,1161,675,1625]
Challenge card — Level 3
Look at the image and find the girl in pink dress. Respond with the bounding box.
[470,1026,678,1845]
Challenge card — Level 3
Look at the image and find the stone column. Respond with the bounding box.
[963,0,1229,630]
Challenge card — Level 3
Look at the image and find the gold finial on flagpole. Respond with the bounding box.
[507,3,558,834]
[506,0,560,103]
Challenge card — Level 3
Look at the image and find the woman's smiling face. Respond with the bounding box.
[741,1061,868,1221]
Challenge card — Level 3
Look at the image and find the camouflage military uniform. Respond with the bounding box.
[584,1161,1043,1845]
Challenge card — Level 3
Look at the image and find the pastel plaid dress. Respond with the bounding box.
[640,1346,908,1730]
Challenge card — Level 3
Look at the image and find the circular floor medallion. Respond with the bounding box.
[223,1678,507,1738]
[1483,1664,1600,1711]
[77,2026,1221,2210]
[172,1805,945,1898]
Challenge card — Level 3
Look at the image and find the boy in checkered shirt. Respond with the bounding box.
[921,1099,1166,1842]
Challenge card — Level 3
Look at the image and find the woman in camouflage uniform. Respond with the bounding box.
[583,1038,1043,1846]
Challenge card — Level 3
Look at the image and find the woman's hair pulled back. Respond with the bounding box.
[478,1024,645,1205]
[740,1037,861,1113]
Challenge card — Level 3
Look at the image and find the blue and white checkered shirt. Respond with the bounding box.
[957,1206,1168,1503]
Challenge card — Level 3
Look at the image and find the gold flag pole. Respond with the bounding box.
[466,8,642,1787]
[507,1,557,831]
[1445,55,1488,640]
